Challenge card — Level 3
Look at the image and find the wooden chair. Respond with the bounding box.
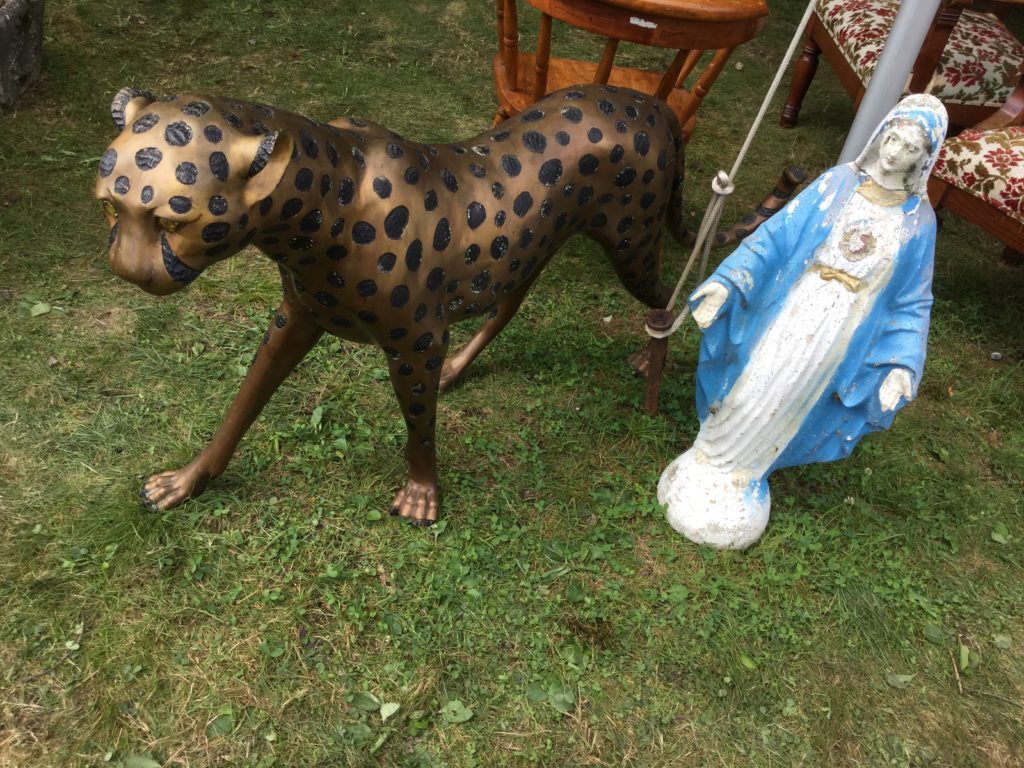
[781,0,1024,133]
[493,0,768,140]
[929,72,1024,263]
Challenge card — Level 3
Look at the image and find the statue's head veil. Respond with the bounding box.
[855,94,948,197]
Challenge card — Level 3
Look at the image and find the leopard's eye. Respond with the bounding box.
[101,200,118,218]
[157,217,183,233]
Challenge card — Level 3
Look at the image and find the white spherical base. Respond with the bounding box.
[657,449,771,550]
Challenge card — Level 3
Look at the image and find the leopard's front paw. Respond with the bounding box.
[140,461,213,511]
[389,479,439,526]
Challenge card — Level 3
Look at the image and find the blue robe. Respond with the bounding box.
[689,163,936,473]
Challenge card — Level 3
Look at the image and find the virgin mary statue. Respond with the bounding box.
[659,94,948,549]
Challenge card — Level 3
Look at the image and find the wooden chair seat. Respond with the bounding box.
[493,0,768,140]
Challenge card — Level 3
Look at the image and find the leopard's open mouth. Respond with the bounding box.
[160,234,203,285]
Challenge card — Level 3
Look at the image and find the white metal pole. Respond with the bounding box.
[837,0,943,163]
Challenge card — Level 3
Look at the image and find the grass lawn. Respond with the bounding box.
[1,1,1022,765]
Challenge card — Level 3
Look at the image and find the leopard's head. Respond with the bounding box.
[95,88,294,295]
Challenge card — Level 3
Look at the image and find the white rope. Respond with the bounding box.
[647,0,818,339]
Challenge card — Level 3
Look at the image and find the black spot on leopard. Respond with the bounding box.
[209,152,229,181]
[182,101,210,117]
[165,121,192,146]
[300,209,323,232]
[633,132,650,156]
[338,178,356,205]
[647,113,657,127]
[99,149,117,177]
[374,176,393,199]
[378,252,397,272]
[494,210,506,227]
[539,199,553,217]
[135,147,163,170]
[330,217,344,237]
[640,192,657,209]
[464,244,481,263]
[203,125,223,143]
[538,159,563,186]
[132,113,159,133]
[424,190,438,211]
[351,147,366,168]
[587,127,603,143]
[578,154,599,176]
[469,163,486,178]
[610,145,625,163]
[625,105,639,119]
[433,218,451,251]
[521,109,544,122]
[315,291,337,308]
[404,167,420,184]
[413,332,434,352]
[520,229,534,247]
[295,168,314,192]
[467,201,486,229]
[615,120,628,134]
[202,223,230,242]
[501,154,522,177]
[326,142,339,168]
[114,176,130,195]
[386,143,404,159]
[426,267,445,291]
[561,106,583,124]
[288,236,315,250]
[357,279,377,298]
[389,328,408,341]
[320,175,332,197]
[414,303,428,322]
[406,239,423,270]
[384,205,409,239]
[391,285,410,308]
[523,131,547,153]
[221,111,243,129]
[578,186,594,205]
[492,132,511,142]
[169,196,192,214]
[208,196,228,215]
[617,215,633,233]
[176,162,198,185]
[140,186,154,204]
[555,131,571,146]
[299,131,319,159]
[513,191,533,217]
[352,221,376,245]
[327,271,345,289]
[491,181,505,199]
[642,169,656,184]
[281,198,303,219]
[441,169,459,193]
[598,99,615,115]
[327,244,348,260]
[490,235,509,260]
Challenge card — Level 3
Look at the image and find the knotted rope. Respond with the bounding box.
[646,0,818,341]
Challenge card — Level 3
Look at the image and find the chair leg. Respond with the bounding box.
[781,26,822,129]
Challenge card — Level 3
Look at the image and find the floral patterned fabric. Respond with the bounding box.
[932,126,1024,224]
[819,0,1024,108]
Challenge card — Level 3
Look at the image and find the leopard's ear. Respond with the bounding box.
[111,87,156,130]
[238,130,295,208]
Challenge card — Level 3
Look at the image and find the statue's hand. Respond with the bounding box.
[879,367,914,412]
[689,281,730,329]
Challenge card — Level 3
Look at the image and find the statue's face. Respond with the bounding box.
[878,124,928,174]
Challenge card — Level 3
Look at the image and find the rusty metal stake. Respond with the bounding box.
[643,308,676,415]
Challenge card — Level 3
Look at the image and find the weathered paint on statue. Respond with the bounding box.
[659,94,948,549]
[95,85,688,525]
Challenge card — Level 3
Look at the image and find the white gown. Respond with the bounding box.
[693,190,905,476]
